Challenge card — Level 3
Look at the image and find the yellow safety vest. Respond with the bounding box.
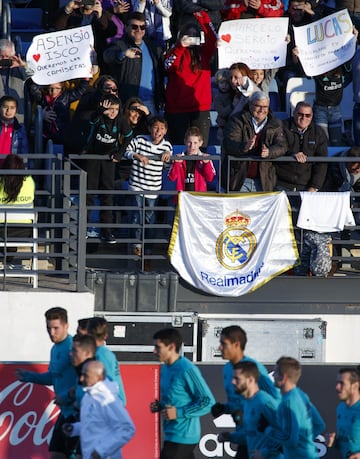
[0,176,35,223]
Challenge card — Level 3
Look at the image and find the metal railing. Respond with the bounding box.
[66,153,225,273]
[0,154,88,290]
[66,153,360,276]
[1,153,360,292]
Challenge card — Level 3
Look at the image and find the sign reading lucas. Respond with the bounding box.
[294,9,356,76]
[26,25,94,85]
[168,192,299,297]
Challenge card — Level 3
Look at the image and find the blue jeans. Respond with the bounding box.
[131,194,156,254]
[240,178,262,192]
[354,103,360,146]
[313,103,342,146]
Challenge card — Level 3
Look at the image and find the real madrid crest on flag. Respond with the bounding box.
[216,210,256,270]
[168,191,299,297]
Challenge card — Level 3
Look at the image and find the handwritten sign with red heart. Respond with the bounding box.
[221,34,231,43]
[33,54,41,62]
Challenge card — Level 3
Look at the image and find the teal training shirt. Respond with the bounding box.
[229,390,283,458]
[223,356,280,414]
[264,386,324,459]
[159,356,215,444]
[335,400,360,458]
[95,345,126,405]
[22,335,77,418]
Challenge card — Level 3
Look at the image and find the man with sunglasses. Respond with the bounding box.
[104,12,164,114]
[275,101,328,193]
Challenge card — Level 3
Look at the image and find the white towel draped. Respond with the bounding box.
[297,192,355,233]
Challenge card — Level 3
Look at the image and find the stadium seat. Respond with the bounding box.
[285,77,315,115]
[288,90,316,116]
[269,78,281,112]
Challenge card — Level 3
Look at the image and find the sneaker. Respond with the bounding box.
[6,264,24,270]
[87,228,100,238]
[101,232,117,244]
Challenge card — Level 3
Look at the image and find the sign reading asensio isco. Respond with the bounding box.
[294,9,356,76]
[26,25,94,84]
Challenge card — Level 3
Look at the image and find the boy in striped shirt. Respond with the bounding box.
[124,116,172,260]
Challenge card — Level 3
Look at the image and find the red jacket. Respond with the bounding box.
[164,11,217,113]
[221,0,284,21]
[168,156,216,193]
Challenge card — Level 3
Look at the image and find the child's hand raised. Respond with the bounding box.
[100,99,112,115]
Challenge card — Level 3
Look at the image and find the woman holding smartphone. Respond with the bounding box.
[163,10,217,148]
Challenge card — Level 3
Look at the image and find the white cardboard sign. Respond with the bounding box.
[218,18,289,69]
[26,25,94,84]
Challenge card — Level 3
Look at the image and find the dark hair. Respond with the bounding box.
[148,115,168,129]
[221,325,247,350]
[233,361,260,382]
[77,317,91,330]
[127,12,146,24]
[338,367,360,384]
[124,96,145,111]
[99,93,121,107]
[87,317,108,340]
[73,333,97,355]
[153,328,183,353]
[0,95,18,109]
[45,307,68,323]
[94,74,118,91]
[177,21,203,72]
[0,154,27,203]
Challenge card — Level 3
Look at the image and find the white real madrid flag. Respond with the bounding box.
[168,191,299,297]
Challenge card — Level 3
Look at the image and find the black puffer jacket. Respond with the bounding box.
[275,118,328,191]
[103,34,164,110]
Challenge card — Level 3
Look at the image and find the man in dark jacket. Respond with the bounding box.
[223,91,287,192]
[275,101,328,192]
[103,12,164,114]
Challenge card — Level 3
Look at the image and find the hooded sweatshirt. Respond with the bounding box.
[72,378,135,459]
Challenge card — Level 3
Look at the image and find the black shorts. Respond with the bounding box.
[49,414,79,456]
[160,441,196,459]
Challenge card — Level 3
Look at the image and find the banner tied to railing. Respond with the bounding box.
[168,191,299,297]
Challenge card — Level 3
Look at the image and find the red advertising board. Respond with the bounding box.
[0,363,160,459]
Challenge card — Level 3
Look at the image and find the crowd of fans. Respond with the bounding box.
[1,0,360,273]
